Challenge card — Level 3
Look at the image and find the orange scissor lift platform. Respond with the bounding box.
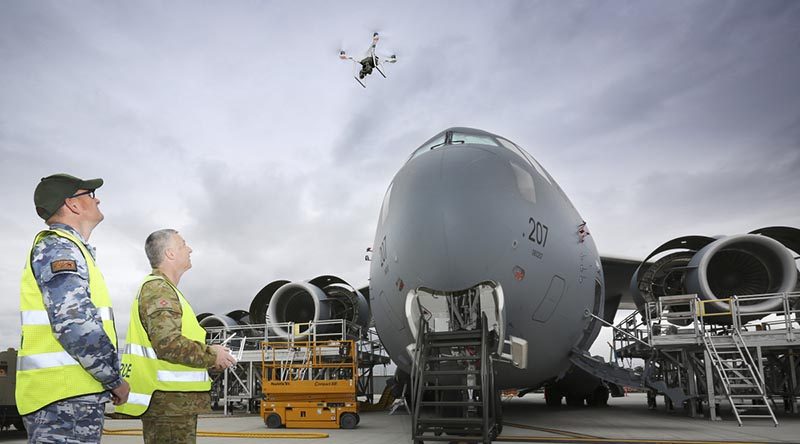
[261,339,360,429]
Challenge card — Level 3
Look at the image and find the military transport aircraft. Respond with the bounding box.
[258,127,799,439]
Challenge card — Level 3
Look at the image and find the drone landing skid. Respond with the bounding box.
[354,76,366,88]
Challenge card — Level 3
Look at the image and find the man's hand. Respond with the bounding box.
[209,344,237,371]
[111,380,130,406]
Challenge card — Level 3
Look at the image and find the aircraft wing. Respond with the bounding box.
[600,256,643,316]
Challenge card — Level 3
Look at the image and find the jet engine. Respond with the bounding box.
[632,227,800,324]
[258,275,370,339]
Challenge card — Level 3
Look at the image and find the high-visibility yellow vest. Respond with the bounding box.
[115,275,211,416]
[16,229,118,415]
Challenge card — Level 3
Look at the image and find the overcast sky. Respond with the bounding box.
[1,1,798,357]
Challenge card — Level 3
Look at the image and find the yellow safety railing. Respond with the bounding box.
[103,428,328,439]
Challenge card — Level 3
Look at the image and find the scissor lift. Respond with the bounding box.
[261,338,359,429]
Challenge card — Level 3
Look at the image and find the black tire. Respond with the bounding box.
[544,385,562,407]
[340,412,358,429]
[587,385,610,407]
[265,413,282,429]
[565,395,585,407]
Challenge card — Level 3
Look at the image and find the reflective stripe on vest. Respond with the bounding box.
[20,310,49,325]
[16,229,118,416]
[124,343,158,360]
[157,370,209,383]
[21,307,114,325]
[126,392,153,407]
[115,274,211,417]
[17,351,79,371]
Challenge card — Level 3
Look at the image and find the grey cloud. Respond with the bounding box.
[2,1,799,350]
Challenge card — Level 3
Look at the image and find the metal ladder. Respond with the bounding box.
[411,313,498,443]
[703,331,777,426]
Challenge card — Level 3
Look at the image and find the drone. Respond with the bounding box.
[339,32,397,88]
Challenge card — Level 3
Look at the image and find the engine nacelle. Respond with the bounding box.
[264,275,370,339]
[199,314,239,330]
[686,234,797,315]
[249,280,291,325]
[632,227,800,324]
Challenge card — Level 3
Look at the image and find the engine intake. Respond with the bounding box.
[632,228,799,324]
[686,234,797,315]
[265,275,369,339]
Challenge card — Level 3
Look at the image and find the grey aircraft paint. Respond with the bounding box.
[369,127,604,390]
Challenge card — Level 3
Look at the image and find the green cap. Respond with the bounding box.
[34,174,103,220]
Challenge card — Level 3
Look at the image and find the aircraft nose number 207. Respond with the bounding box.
[527,217,549,247]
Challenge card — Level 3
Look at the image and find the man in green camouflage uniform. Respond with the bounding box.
[134,229,236,443]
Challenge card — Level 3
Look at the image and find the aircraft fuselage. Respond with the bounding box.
[369,127,604,389]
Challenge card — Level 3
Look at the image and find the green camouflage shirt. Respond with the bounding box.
[139,270,217,416]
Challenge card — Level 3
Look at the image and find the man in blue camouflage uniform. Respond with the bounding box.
[19,174,129,443]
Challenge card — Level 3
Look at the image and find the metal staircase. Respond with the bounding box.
[581,310,690,405]
[703,331,777,426]
[411,314,499,443]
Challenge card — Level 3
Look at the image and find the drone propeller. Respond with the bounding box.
[339,49,349,60]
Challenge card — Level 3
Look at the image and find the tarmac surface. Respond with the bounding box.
[1,393,798,443]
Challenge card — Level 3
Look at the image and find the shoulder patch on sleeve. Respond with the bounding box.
[51,260,78,274]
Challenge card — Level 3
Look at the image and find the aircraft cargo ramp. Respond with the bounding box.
[569,349,689,406]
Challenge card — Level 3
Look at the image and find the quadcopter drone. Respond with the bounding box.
[339,32,397,88]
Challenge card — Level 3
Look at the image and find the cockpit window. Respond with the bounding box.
[497,137,552,184]
[407,130,500,164]
[451,133,498,147]
[407,134,445,162]
[380,182,393,224]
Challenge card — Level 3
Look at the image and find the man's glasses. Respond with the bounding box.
[69,190,96,199]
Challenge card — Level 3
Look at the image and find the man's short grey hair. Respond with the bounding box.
[145,229,178,268]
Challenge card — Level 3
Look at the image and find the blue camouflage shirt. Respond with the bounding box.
[30,223,121,403]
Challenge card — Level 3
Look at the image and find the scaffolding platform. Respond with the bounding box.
[612,292,800,425]
[203,319,390,416]
[260,339,359,429]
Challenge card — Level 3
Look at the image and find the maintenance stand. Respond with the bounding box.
[610,292,799,426]
[203,319,389,417]
[261,334,359,429]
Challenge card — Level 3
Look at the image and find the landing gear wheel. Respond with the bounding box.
[566,395,585,407]
[587,385,610,407]
[265,413,282,429]
[545,385,562,407]
[340,412,359,429]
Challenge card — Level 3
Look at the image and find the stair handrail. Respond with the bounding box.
[613,309,650,362]
[411,314,427,439]
[728,300,778,426]
[703,332,731,395]
[585,310,652,349]
[480,312,490,442]
[729,295,769,393]
[731,327,766,395]
[702,330,745,425]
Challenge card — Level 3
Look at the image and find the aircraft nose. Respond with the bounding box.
[387,145,520,291]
